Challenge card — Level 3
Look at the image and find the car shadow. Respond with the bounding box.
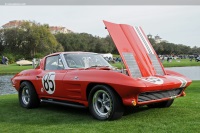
[40,103,152,118]
[123,106,150,116]
[39,102,90,116]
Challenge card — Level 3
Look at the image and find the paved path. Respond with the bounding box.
[166,66,200,80]
[0,75,17,95]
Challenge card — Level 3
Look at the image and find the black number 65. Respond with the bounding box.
[42,72,55,94]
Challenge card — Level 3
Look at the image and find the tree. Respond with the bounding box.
[148,37,199,55]
[55,33,116,53]
[0,21,63,59]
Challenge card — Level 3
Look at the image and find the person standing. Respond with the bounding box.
[2,56,5,64]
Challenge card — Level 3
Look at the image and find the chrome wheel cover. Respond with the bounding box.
[93,90,112,118]
[21,86,30,105]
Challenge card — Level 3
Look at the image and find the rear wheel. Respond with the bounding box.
[19,81,40,109]
[147,99,174,108]
[89,85,124,120]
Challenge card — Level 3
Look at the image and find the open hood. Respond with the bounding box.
[104,20,165,78]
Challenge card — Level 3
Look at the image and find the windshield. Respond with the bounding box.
[64,53,112,68]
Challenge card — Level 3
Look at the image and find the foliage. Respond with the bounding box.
[0,21,64,60]
[0,81,199,133]
[149,38,200,55]
[0,20,200,63]
[3,53,15,64]
[55,33,117,54]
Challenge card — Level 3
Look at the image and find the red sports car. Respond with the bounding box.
[11,21,192,120]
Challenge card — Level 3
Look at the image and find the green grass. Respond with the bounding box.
[0,81,199,133]
[111,59,200,69]
[162,59,200,67]
[0,64,32,75]
[0,58,200,75]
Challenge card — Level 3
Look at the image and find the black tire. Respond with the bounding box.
[19,81,40,109]
[147,99,174,108]
[88,85,124,120]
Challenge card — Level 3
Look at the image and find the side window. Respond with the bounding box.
[45,55,64,70]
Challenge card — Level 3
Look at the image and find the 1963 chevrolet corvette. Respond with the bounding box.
[11,21,192,120]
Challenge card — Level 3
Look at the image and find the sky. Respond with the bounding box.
[0,6,200,47]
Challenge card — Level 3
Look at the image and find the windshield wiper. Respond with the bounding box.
[85,65,110,69]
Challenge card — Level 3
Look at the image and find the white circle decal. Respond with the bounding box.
[42,72,56,94]
[140,76,164,85]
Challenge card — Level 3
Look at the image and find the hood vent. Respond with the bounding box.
[123,52,142,78]
[149,54,164,75]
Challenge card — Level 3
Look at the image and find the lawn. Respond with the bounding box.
[162,59,200,67]
[0,58,200,75]
[0,81,199,133]
[111,58,200,69]
[0,64,32,75]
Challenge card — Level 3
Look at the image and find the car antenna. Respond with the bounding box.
[120,60,124,74]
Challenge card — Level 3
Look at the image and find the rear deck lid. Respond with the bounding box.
[104,20,165,78]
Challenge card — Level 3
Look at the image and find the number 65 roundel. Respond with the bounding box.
[42,72,56,94]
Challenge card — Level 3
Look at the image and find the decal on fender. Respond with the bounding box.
[168,76,187,88]
[140,76,164,85]
[42,72,56,94]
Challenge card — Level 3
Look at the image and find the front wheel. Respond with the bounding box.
[19,81,40,109]
[88,85,124,120]
[147,99,174,108]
